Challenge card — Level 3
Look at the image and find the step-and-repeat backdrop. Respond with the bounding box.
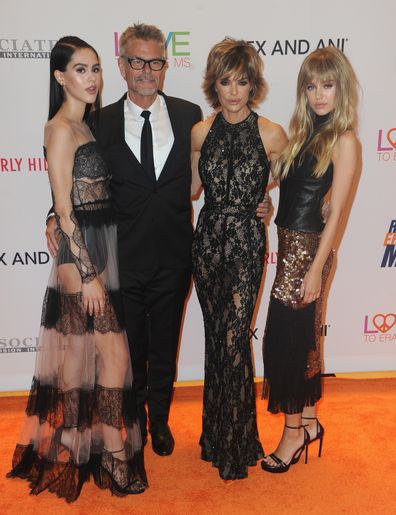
[1,0,395,390]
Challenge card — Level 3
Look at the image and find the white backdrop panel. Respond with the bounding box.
[1,0,395,390]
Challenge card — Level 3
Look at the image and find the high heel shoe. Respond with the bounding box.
[302,416,325,457]
[261,425,310,474]
[100,447,146,495]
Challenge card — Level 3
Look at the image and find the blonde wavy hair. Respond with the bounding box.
[274,46,359,179]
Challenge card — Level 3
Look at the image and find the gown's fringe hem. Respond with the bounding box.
[263,296,322,414]
[263,372,322,414]
[7,443,147,502]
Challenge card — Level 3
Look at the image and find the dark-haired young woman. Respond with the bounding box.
[7,36,147,501]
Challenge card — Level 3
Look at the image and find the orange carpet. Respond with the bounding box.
[1,378,395,515]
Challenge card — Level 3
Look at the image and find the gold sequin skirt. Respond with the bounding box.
[263,226,333,414]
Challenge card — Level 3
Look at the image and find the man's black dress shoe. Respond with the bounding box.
[150,423,174,456]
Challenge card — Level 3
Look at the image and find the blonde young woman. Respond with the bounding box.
[191,38,287,480]
[261,46,359,473]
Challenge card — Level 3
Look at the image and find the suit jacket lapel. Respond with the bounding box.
[113,93,156,185]
[157,92,183,185]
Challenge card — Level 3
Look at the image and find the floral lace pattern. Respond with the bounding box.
[41,287,124,335]
[55,211,97,283]
[95,385,123,429]
[192,112,270,479]
[7,443,146,502]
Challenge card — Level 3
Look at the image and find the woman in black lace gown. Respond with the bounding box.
[261,47,359,473]
[7,37,147,501]
[191,38,287,480]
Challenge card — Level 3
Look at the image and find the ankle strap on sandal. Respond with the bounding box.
[104,447,125,454]
[284,424,303,430]
[301,416,317,420]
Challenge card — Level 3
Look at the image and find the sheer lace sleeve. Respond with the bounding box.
[54,209,96,283]
[45,124,96,284]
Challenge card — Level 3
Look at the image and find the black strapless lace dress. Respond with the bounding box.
[7,142,147,501]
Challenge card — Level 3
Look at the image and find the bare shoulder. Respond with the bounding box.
[258,116,287,142]
[45,118,76,151]
[258,115,288,157]
[191,116,215,151]
[333,130,359,161]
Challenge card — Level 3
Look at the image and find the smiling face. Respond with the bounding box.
[215,72,251,119]
[118,38,166,108]
[56,47,101,105]
[305,76,337,116]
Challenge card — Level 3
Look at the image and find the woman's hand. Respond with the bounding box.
[82,277,106,316]
[45,216,60,258]
[300,267,322,304]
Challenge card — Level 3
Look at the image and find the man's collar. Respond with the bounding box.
[125,93,163,119]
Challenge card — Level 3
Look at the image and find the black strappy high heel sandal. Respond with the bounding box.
[261,425,310,474]
[302,416,325,457]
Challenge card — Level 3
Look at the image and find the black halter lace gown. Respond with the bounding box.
[263,114,334,414]
[192,112,270,479]
[7,142,147,501]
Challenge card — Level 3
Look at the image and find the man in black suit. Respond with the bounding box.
[47,23,201,456]
[99,24,201,455]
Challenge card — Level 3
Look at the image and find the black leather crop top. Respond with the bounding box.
[275,115,334,233]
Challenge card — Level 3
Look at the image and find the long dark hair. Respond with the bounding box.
[48,36,101,121]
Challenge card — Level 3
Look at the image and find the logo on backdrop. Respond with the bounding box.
[364,313,396,342]
[0,38,57,59]
[250,323,330,341]
[246,37,348,56]
[114,31,191,68]
[0,337,38,353]
[265,251,277,265]
[0,156,47,173]
[377,128,396,162]
[381,220,396,267]
[0,251,50,266]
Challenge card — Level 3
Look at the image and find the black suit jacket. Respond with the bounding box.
[92,92,201,282]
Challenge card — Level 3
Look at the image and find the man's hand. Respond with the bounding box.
[321,201,330,224]
[45,216,59,258]
[256,191,273,223]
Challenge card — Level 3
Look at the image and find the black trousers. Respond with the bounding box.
[121,267,191,437]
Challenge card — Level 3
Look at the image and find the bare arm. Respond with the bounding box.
[45,215,59,258]
[300,131,359,304]
[256,118,288,220]
[191,119,212,198]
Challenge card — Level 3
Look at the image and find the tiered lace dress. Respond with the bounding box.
[7,142,147,501]
[192,112,270,479]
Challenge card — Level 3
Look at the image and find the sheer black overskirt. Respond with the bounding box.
[7,142,147,501]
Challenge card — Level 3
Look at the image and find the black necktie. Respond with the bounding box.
[140,110,156,181]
